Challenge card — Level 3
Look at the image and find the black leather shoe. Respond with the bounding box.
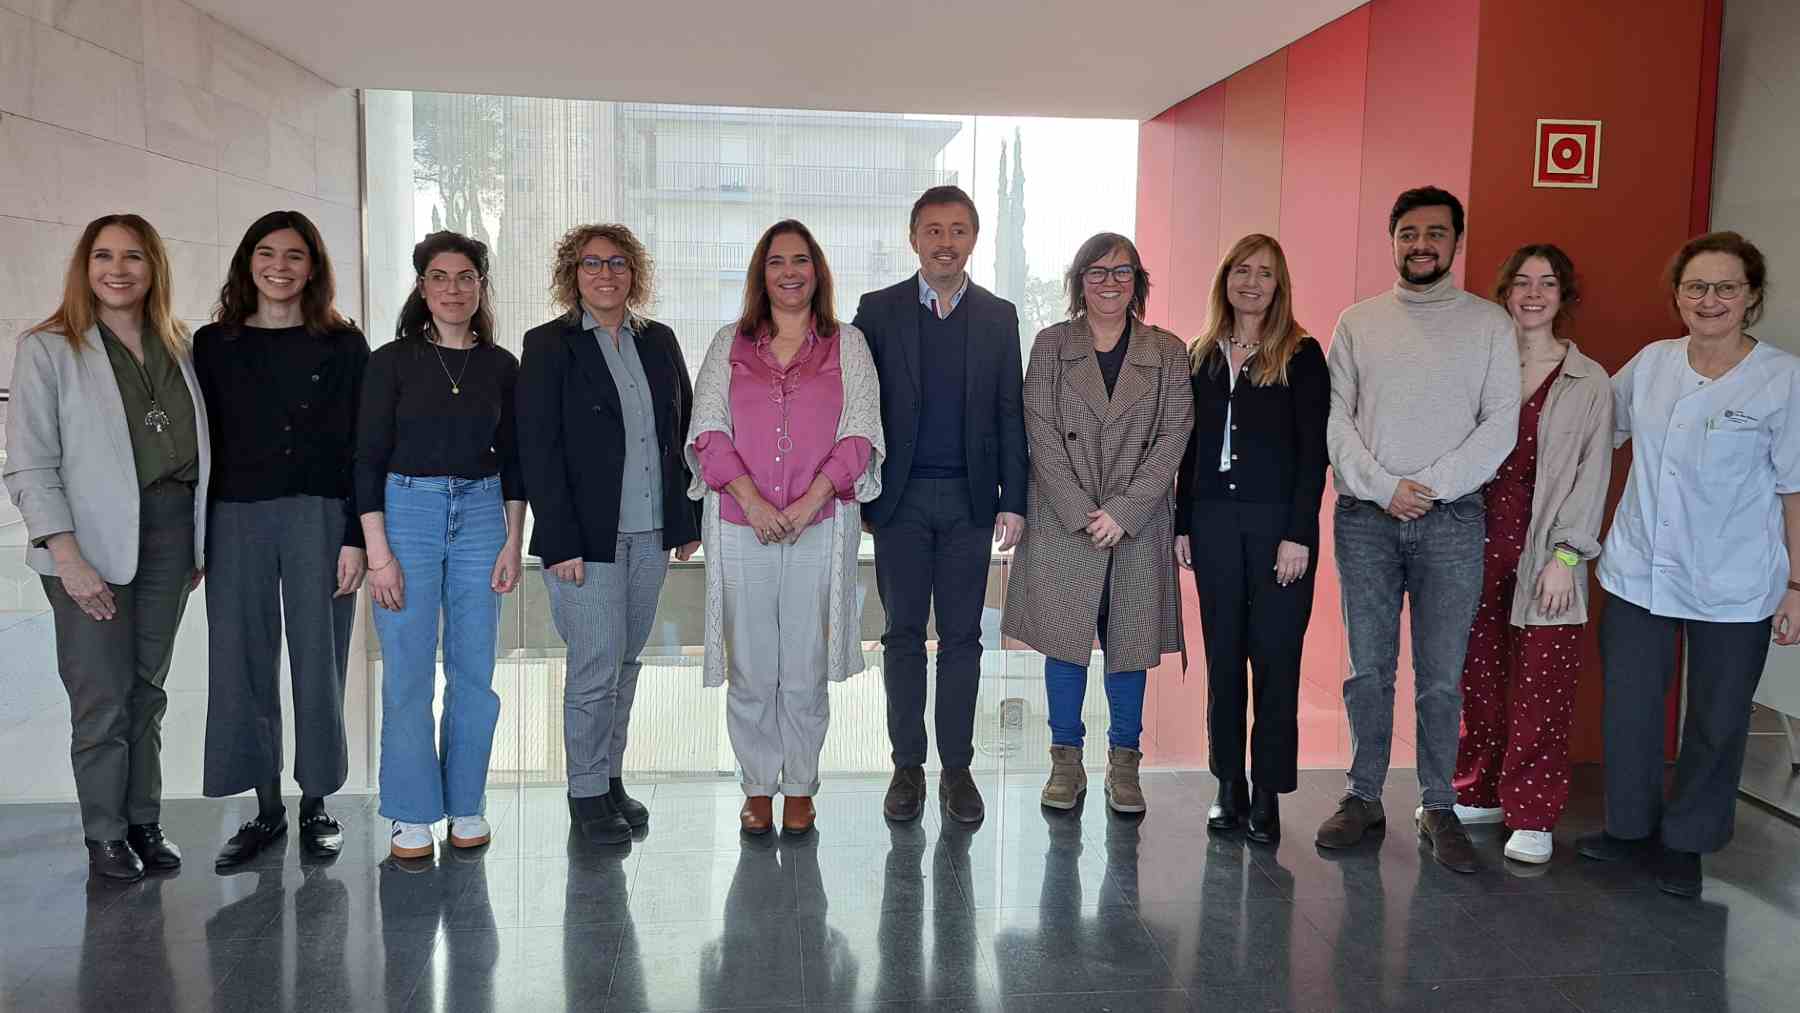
[884,766,926,822]
[1245,788,1280,845]
[571,794,632,846]
[87,839,146,882]
[1575,831,1651,863]
[939,767,985,824]
[1207,777,1250,833]
[609,778,649,828]
[215,816,287,870]
[1656,847,1703,898]
[298,811,344,858]
[126,823,182,869]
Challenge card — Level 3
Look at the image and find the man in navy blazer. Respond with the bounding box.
[853,185,1028,824]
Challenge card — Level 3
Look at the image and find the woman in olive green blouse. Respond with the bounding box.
[3,214,211,883]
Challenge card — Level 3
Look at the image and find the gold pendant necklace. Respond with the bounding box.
[430,338,474,394]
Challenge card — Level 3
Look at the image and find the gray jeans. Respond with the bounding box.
[544,530,670,798]
[1333,492,1485,809]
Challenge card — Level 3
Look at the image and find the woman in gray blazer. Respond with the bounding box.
[4,214,211,883]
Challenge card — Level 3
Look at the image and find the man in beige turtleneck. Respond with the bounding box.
[1315,186,1521,873]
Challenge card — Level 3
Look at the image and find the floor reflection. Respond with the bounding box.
[1,767,1797,1011]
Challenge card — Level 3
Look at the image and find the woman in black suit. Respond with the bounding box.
[1175,233,1329,845]
[515,224,701,846]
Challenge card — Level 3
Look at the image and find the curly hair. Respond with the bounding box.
[551,223,654,317]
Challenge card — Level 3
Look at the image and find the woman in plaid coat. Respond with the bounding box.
[1003,232,1193,816]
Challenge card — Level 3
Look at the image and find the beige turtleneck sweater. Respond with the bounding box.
[1325,275,1521,507]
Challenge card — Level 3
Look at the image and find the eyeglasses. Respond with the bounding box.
[423,270,482,291]
[579,255,632,275]
[1083,265,1137,284]
[1678,279,1747,301]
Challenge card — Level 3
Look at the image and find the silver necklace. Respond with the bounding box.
[429,336,475,395]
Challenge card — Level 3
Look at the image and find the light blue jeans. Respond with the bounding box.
[374,474,505,823]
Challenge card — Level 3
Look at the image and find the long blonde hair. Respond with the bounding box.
[31,214,188,358]
[1189,234,1306,386]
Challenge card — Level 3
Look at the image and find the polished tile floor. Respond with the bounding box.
[2,766,1797,1012]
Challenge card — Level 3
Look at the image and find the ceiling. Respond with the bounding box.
[190,0,1362,121]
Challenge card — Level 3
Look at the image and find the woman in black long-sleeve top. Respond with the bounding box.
[1174,234,1329,845]
[356,230,526,860]
[196,211,370,869]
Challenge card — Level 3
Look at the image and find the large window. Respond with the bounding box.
[363,92,1139,781]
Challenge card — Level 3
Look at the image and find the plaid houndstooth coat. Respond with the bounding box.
[1002,316,1193,672]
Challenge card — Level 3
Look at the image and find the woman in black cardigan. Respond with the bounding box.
[515,224,701,846]
[1175,233,1329,845]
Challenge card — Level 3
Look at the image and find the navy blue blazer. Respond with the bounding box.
[852,276,1029,527]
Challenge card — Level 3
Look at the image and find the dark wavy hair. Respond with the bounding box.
[1666,231,1768,328]
[396,231,495,343]
[735,220,839,339]
[214,210,351,335]
[1388,186,1466,238]
[1064,232,1150,320]
[551,223,654,318]
[1492,243,1581,336]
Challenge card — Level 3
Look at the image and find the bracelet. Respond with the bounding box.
[1553,547,1581,568]
[368,556,396,571]
[1788,580,1800,593]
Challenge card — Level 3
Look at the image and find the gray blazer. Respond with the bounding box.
[4,325,211,583]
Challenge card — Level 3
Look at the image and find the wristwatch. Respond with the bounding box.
[1553,546,1581,568]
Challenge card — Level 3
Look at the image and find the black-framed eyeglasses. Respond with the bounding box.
[1083,265,1137,284]
[580,255,632,275]
[1677,279,1746,301]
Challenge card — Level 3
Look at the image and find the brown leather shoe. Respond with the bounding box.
[782,796,816,835]
[884,766,926,822]
[740,796,773,836]
[1416,807,1479,874]
[1315,794,1385,849]
[939,767,985,823]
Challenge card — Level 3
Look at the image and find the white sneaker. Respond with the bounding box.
[390,821,434,859]
[1453,804,1505,825]
[1504,829,1553,864]
[449,814,491,849]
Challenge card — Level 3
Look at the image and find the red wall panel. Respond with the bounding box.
[1134,112,1176,325]
[1219,50,1289,261]
[1163,86,1226,339]
[1354,0,1480,300]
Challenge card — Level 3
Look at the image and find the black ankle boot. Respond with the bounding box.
[126,824,182,869]
[87,839,145,882]
[571,793,632,846]
[1245,788,1281,845]
[609,778,649,828]
[1208,777,1250,833]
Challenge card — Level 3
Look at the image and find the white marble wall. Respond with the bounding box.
[0,0,373,802]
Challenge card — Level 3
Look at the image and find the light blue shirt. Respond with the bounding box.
[1598,337,1800,621]
[582,310,662,534]
[917,272,969,320]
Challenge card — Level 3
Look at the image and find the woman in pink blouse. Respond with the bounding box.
[686,220,886,836]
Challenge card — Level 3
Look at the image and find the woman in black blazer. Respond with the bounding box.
[1174,234,1329,845]
[515,224,701,846]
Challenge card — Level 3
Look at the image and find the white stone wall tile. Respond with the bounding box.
[162,234,216,319]
[141,0,207,88]
[205,15,274,115]
[112,57,145,148]
[0,8,34,115]
[52,0,144,62]
[215,171,287,246]
[315,135,358,207]
[315,87,357,150]
[28,19,119,139]
[268,118,315,195]
[212,93,267,183]
[143,67,214,167]
[141,149,215,244]
[52,126,147,227]
[0,113,59,221]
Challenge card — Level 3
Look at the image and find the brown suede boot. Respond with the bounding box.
[1104,746,1146,814]
[1041,745,1087,810]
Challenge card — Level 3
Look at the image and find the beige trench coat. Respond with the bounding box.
[1510,341,1614,626]
[1002,317,1194,672]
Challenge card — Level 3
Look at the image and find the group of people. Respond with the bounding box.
[6,181,1791,902]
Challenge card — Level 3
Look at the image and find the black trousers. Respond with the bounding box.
[1598,591,1770,853]
[43,486,196,840]
[874,477,993,769]
[1187,501,1315,793]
